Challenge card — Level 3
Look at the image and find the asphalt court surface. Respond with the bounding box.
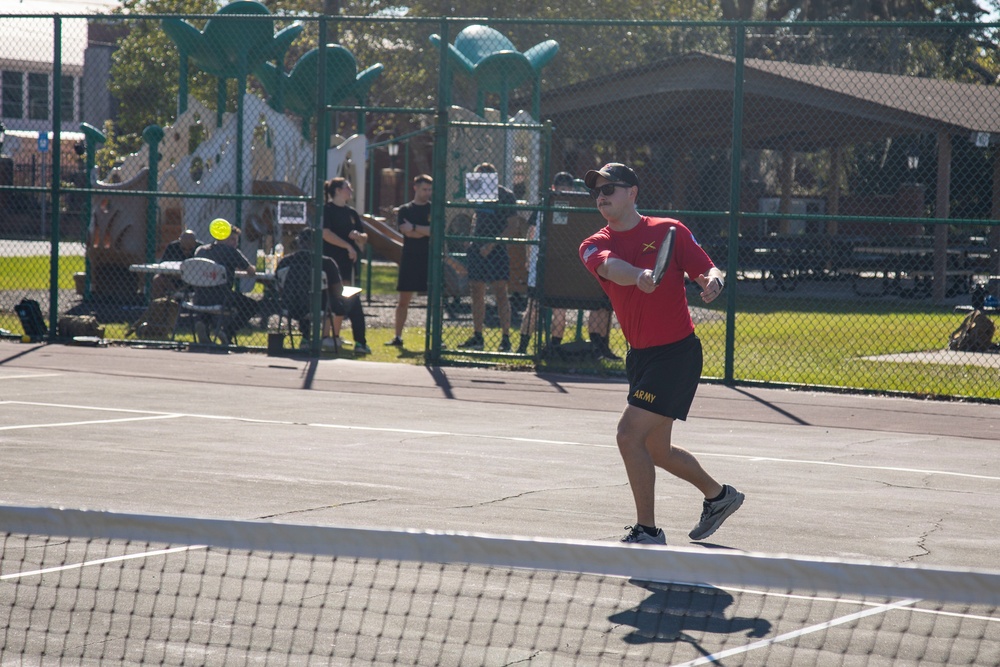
[1,341,998,664]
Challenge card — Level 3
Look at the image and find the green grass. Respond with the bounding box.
[0,255,85,291]
[0,255,396,295]
[2,258,996,400]
[357,261,398,295]
[695,298,999,400]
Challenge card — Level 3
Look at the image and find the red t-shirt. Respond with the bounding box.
[579,216,715,349]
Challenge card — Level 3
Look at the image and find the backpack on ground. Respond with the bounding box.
[126,297,180,340]
[948,310,996,352]
[14,298,47,340]
[58,315,105,339]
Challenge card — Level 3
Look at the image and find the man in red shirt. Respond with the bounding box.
[578,162,743,545]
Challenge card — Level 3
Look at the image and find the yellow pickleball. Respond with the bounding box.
[209,218,232,240]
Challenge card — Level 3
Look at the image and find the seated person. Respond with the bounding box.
[153,229,202,298]
[192,224,257,345]
[277,228,370,355]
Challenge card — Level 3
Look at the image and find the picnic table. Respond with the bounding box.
[845,240,977,298]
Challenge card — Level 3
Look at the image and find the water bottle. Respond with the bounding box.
[273,243,284,271]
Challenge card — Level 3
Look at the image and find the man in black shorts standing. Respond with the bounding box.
[578,162,743,545]
[459,162,519,352]
[388,174,433,347]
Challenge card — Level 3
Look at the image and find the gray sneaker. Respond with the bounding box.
[620,525,666,545]
[689,485,745,540]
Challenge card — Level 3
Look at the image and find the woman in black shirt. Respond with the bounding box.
[321,177,367,285]
[320,177,371,355]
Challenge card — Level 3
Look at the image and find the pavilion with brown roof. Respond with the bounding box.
[541,52,1000,299]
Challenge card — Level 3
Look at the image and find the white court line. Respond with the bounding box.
[716,584,1000,624]
[5,401,999,482]
[1,400,185,415]
[698,452,1000,482]
[0,373,63,380]
[0,545,206,582]
[0,414,183,431]
[2,401,585,446]
[309,422,585,445]
[669,597,921,667]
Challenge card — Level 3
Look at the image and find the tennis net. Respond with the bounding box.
[1,505,997,666]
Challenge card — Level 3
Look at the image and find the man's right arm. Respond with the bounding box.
[323,228,357,261]
[410,219,431,238]
[234,248,256,275]
[597,257,641,285]
[597,258,658,294]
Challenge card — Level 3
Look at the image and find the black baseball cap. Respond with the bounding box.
[584,163,638,189]
[552,171,575,188]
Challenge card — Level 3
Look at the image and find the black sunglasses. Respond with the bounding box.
[589,182,630,199]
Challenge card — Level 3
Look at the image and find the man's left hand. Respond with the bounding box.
[699,276,724,303]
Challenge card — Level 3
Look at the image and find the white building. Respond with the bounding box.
[1,0,120,147]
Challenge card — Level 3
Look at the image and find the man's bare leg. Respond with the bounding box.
[394,291,414,338]
[493,280,511,336]
[645,417,723,499]
[470,281,486,333]
[617,405,722,528]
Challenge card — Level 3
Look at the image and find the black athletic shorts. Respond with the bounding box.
[625,333,703,420]
[396,249,429,292]
[466,245,509,283]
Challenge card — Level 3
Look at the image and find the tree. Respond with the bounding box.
[107,0,223,154]
[101,0,1000,174]
[725,0,1000,86]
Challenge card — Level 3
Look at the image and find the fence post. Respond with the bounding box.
[309,25,330,356]
[80,123,106,303]
[47,15,63,337]
[724,22,746,385]
[427,18,451,365]
[142,125,164,300]
[932,130,952,304]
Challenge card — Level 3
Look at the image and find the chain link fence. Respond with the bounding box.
[0,12,997,400]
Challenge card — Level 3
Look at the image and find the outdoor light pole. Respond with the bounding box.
[907,145,920,183]
[388,139,401,207]
[387,140,399,170]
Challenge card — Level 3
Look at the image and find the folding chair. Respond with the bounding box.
[177,257,234,346]
[275,264,334,351]
[274,265,299,345]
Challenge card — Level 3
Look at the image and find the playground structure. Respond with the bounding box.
[83,7,559,308]
[84,2,381,299]
[429,25,560,302]
[429,24,558,121]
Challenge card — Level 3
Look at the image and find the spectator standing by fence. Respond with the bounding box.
[460,163,519,352]
[388,174,433,347]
